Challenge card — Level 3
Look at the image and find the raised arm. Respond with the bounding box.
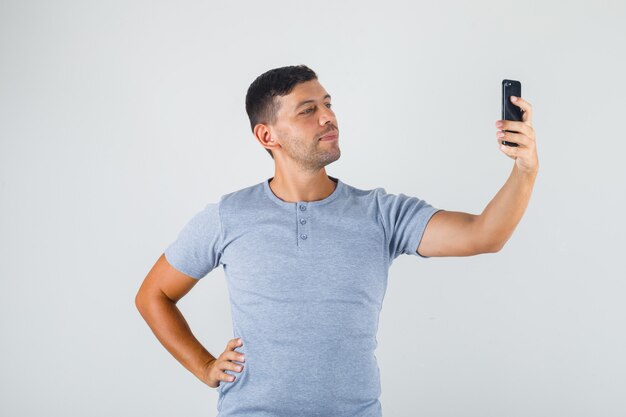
[417,210,495,257]
[417,165,537,258]
[417,95,538,258]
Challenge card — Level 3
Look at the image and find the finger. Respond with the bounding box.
[227,338,243,350]
[224,361,244,373]
[495,137,520,157]
[496,130,531,147]
[499,142,522,158]
[510,95,533,125]
[495,120,534,139]
[220,370,237,382]
[227,351,246,363]
[215,360,242,379]
[211,360,234,382]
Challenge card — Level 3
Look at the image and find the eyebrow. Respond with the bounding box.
[294,94,332,110]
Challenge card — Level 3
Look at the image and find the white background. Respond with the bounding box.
[1,1,625,416]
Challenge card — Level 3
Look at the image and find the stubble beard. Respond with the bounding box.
[284,136,341,173]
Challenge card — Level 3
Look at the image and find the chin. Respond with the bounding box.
[321,150,341,166]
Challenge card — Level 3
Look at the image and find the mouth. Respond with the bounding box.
[319,132,338,141]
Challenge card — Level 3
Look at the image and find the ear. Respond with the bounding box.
[254,124,279,152]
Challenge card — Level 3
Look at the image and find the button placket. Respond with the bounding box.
[297,203,308,247]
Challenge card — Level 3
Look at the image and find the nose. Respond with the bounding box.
[319,106,336,127]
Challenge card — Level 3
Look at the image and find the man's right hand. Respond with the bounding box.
[135,254,247,391]
[202,338,246,389]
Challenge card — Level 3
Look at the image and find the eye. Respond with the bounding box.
[301,103,332,115]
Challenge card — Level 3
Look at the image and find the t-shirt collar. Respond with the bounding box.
[262,175,344,208]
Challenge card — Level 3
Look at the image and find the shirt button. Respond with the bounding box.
[300,234,307,240]
[300,219,306,225]
[299,205,307,211]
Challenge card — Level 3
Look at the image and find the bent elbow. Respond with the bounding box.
[135,289,151,315]
[134,291,144,313]
[487,240,505,253]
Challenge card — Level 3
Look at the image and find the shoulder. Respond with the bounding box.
[338,179,383,202]
[218,181,265,208]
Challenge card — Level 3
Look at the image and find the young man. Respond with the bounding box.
[135,65,538,417]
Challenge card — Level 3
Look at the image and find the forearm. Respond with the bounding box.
[136,295,216,382]
[477,164,537,251]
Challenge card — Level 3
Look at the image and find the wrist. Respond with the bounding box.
[514,165,538,181]
[194,353,217,383]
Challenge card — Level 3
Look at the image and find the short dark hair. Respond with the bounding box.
[245,65,318,159]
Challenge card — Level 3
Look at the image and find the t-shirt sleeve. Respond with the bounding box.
[376,187,444,261]
[163,201,224,279]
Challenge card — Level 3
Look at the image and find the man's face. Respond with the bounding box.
[270,79,340,171]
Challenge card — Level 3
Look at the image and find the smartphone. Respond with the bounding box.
[501,79,522,147]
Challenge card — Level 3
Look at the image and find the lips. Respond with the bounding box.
[319,131,338,141]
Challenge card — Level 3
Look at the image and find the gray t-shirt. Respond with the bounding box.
[164,175,442,417]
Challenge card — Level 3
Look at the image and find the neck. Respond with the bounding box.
[268,170,337,203]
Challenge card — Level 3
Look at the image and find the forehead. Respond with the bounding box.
[280,79,329,107]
